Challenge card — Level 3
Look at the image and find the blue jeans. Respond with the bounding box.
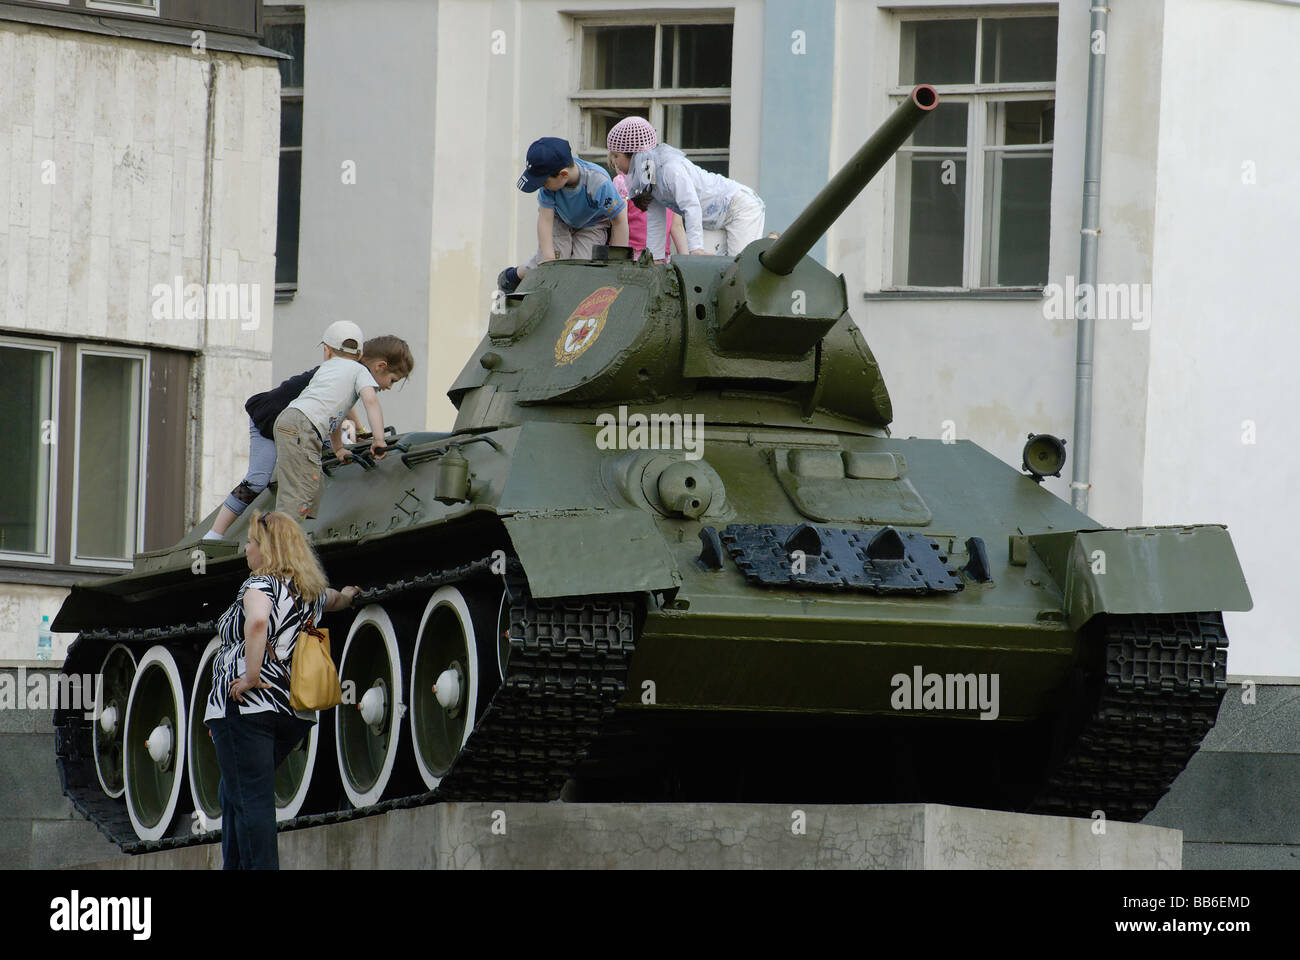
[221,418,279,516]
[207,701,311,870]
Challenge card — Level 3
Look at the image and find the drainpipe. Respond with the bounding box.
[1071,2,1109,514]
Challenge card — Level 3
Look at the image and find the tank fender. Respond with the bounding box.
[502,511,682,599]
[1028,525,1252,630]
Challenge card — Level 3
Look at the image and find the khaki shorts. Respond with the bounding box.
[272,408,324,522]
[522,219,611,270]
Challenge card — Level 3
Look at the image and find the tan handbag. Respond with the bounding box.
[284,603,343,711]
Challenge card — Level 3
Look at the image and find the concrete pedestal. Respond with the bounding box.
[75,802,1181,869]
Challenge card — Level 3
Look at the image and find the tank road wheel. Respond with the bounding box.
[495,588,512,682]
[189,638,323,828]
[124,645,194,842]
[91,643,136,799]
[187,638,222,833]
[336,604,409,807]
[408,586,488,789]
[272,719,319,822]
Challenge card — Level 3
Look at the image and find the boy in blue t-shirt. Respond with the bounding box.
[497,137,629,292]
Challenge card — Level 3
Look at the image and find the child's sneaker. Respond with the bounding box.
[497,267,521,293]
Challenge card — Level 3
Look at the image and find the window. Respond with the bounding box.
[84,0,160,14]
[0,337,190,573]
[890,13,1057,289]
[573,16,733,175]
[0,340,57,562]
[265,7,305,298]
[71,348,147,566]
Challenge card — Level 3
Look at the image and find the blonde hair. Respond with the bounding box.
[247,510,328,603]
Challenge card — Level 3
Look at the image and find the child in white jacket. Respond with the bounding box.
[607,116,765,259]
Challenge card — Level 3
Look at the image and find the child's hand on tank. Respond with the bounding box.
[370,439,388,460]
[333,445,353,463]
[342,586,359,607]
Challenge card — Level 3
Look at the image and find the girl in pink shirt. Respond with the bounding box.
[613,172,687,261]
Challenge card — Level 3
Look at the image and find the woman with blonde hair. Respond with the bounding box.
[204,510,358,869]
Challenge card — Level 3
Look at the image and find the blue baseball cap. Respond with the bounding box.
[517,137,573,193]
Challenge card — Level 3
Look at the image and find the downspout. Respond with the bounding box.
[187,59,218,528]
[1070,2,1109,513]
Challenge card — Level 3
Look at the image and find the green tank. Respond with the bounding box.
[53,86,1251,852]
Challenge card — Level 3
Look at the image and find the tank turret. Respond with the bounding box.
[448,85,939,437]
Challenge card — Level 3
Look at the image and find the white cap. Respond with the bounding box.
[321,320,364,357]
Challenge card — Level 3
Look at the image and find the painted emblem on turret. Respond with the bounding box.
[554,286,622,366]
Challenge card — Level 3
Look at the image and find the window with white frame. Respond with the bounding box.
[1,336,190,572]
[890,13,1057,289]
[0,340,57,562]
[84,0,160,15]
[572,16,734,175]
[71,348,148,566]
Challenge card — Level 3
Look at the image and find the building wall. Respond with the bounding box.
[1142,0,1300,675]
[0,20,280,660]
[267,0,437,440]
[757,0,834,263]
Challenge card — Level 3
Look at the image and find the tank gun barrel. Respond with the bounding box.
[760,85,938,276]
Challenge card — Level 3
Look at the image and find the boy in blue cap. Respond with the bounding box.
[498,137,629,292]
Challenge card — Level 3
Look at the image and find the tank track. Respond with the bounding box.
[1029,611,1228,821]
[54,558,635,854]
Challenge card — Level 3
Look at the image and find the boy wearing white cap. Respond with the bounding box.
[272,321,391,523]
[606,116,765,259]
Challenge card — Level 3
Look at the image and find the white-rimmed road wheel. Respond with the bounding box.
[124,645,194,842]
[189,637,324,830]
[187,638,222,833]
[336,604,411,808]
[92,643,136,799]
[409,586,486,789]
[272,718,318,822]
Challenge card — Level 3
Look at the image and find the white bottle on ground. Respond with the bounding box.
[37,615,52,661]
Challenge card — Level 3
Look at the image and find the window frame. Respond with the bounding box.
[569,12,734,173]
[68,344,151,570]
[0,336,60,566]
[884,8,1057,293]
[84,0,160,16]
[265,5,305,302]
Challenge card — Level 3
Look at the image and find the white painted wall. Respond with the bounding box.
[0,22,279,660]
[1144,0,1300,676]
[267,0,437,437]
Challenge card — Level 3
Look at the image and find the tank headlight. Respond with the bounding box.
[1022,433,1067,483]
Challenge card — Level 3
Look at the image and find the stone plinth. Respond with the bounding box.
[73,802,1181,870]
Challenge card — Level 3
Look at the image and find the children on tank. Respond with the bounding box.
[206,328,413,538]
[497,137,629,293]
[606,116,766,259]
[271,323,409,524]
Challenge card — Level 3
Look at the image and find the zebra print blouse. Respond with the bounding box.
[204,575,325,722]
